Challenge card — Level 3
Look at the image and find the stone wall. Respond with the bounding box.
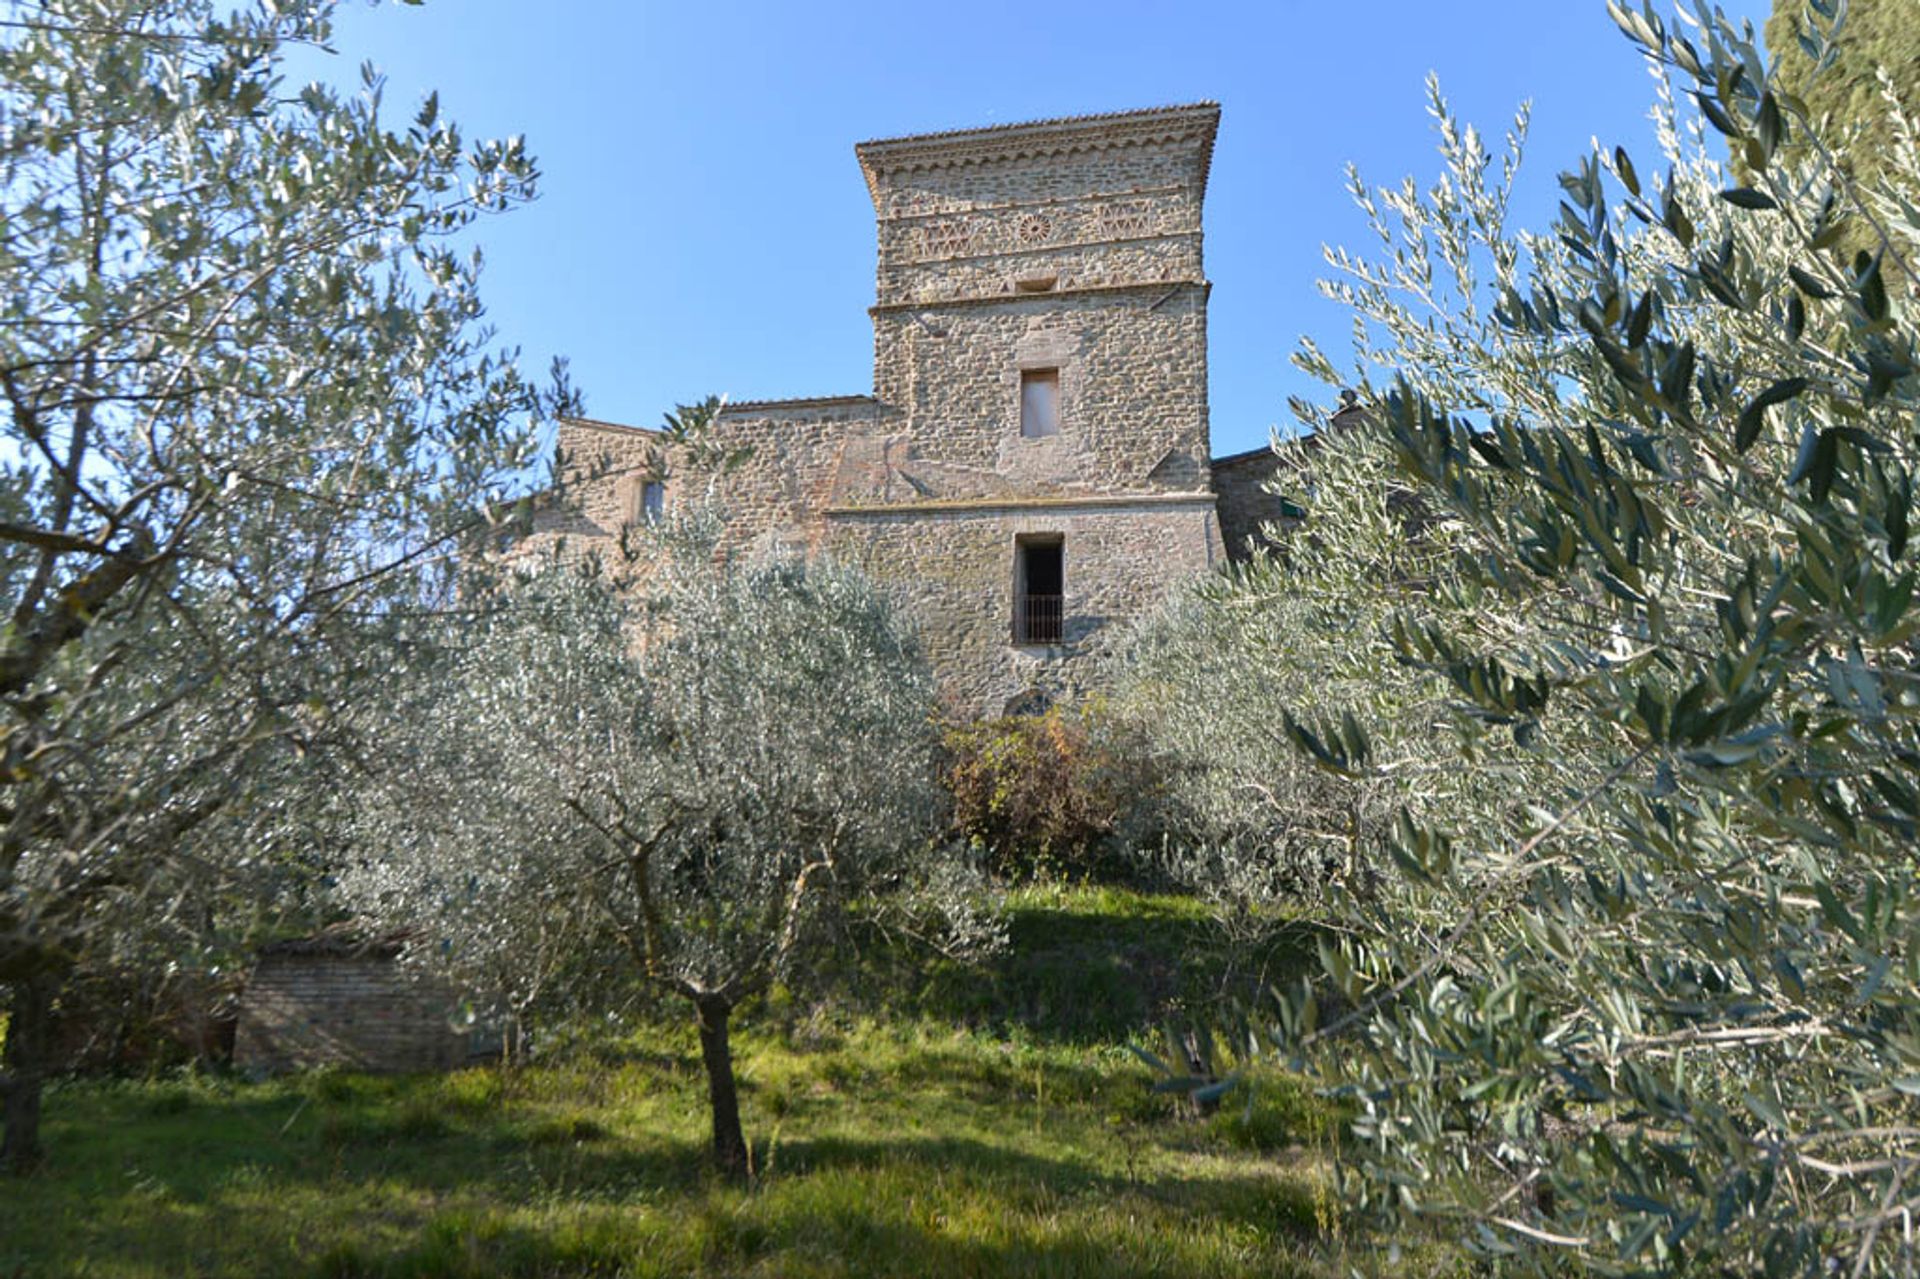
[697,397,879,555]
[880,228,1199,305]
[866,139,1204,225]
[539,400,881,564]
[550,416,663,535]
[870,285,1211,497]
[526,104,1239,715]
[516,416,662,572]
[861,104,1216,505]
[1212,407,1369,562]
[871,168,1204,307]
[233,953,469,1075]
[1212,447,1299,562]
[824,495,1219,714]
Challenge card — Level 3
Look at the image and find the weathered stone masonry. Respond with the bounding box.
[233,933,472,1074]
[536,103,1289,714]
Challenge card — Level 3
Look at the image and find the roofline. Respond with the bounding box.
[854,102,1221,207]
[855,101,1220,153]
[719,394,877,414]
[1210,444,1289,468]
[1210,405,1370,468]
[558,415,661,438]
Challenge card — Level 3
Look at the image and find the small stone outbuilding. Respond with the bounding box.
[233,928,471,1074]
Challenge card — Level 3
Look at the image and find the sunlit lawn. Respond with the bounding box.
[0,888,1395,1278]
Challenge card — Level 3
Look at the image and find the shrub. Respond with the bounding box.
[941,703,1163,881]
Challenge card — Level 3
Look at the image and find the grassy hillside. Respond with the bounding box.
[2,1027,1338,1278]
[0,889,1417,1279]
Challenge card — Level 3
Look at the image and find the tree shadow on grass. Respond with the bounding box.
[769,1133,1321,1234]
[5,1096,1324,1278]
[312,1198,1323,1279]
[736,1202,1326,1279]
[833,898,1326,1045]
[303,1134,1321,1278]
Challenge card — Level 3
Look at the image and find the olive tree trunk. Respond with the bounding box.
[1,973,58,1175]
[694,994,748,1180]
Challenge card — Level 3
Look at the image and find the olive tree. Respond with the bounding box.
[1763,0,1918,281]
[342,524,990,1179]
[1247,2,1920,1272]
[1117,420,1536,912]
[0,0,567,1171]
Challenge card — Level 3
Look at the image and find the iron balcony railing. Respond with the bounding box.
[1013,593,1063,645]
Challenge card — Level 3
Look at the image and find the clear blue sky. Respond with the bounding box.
[302,0,1772,458]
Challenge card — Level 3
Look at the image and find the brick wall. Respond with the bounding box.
[233,954,468,1075]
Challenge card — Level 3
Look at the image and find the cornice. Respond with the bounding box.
[558,415,659,438]
[881,227,1200,269]
[1209,445,1290,470]
[881,182,1185,224]
[855,103,1220,207]
[1210,404,1370,466]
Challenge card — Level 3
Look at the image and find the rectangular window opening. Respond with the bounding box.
[1020,368,1059,438]
[640,480,665,523]
[1013,537,1064,645]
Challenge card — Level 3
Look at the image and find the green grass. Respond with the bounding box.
[833,883,1318,1044]
[0,887,1411,1278]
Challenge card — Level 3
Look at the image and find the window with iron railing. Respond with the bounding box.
[1013,592,1063,645]
[1013,537,1064,645]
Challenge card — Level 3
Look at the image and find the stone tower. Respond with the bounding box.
[855,103,1219,497]
[541,104,1231,715]
[837,104,1224,710]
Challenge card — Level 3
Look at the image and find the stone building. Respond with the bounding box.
[537,103,1303,714]
[233,929,475,1074]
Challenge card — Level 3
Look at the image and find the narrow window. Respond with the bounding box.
[1020,369,1059,438]
[641,480,665,523]
[1013,537,1064,645]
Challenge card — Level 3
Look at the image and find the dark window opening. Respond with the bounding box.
[641,480,665,522]
[1020,369,1059,438]
[1013,538,1063,645]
